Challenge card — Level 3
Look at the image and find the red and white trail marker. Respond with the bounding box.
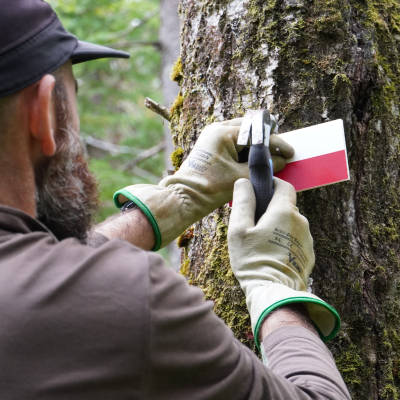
[229,119,350,207]
[274,119,350,192]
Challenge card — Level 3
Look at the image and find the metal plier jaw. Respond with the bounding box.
[237,109,277,223]
[237,110,278,147]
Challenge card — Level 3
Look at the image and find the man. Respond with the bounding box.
[0,0,351,399]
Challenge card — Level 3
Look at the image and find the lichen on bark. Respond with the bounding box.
[171,0,400,398]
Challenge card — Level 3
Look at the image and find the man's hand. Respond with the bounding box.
[227,178,340,348]
[113,118,294,250]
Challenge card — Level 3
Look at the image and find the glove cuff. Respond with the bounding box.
[254,296,340,349]
[114,183,203,249]
[113,188,162,251]
[246,283,340,349]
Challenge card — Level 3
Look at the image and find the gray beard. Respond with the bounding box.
[35,122,99,244]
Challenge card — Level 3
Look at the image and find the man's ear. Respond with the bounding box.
[29,74,56,157]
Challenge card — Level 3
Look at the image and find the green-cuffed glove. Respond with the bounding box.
[228,177,340,348]
[114,118,294,250]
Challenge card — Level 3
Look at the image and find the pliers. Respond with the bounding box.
[237,109,278,223]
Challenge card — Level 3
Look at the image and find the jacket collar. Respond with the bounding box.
[0,205,57,240]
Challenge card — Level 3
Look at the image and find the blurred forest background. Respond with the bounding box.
[48,0,180,266]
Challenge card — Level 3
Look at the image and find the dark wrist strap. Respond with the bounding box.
[120,200,137,212]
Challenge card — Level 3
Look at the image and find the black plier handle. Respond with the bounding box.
[237,109,276,224]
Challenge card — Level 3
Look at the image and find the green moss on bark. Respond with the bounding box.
[170,147,184,169]
[170,57,183,83]
[170,94,184,117]
[336,344,369,387]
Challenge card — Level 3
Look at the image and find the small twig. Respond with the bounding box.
[83,135,163,183]
[111,40,161,50]
[145,97,171,121]
[105,9,159,43]
[84,135,142,155]
[163,170,175,178]
[121,142,166,171]
[131,166,160,184]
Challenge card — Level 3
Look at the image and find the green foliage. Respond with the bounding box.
[89,158,149,221]
[48,0,164,222]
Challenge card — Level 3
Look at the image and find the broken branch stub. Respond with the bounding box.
[145,97,171,122]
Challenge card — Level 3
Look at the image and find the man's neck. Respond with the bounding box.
[0,161,37,218]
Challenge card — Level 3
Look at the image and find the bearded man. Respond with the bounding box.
[0,1,351,399]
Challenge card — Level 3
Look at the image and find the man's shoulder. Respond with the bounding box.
[0,229,162,307]
[0,231,155,395]
[4,227,155,269]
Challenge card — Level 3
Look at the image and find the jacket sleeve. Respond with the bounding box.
[143,252,350,400]
[86,231,110,248]
[261,326,351,400]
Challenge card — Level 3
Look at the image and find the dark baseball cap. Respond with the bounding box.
[0,0,130,98]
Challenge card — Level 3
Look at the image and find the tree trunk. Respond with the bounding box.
[171,1,400,399]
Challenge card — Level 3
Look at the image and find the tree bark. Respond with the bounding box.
[171,1,400,399]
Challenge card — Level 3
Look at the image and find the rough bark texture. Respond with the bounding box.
[171,1,400,399]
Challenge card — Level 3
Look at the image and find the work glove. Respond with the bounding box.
[228,177,340,348]
[114,118,294,250]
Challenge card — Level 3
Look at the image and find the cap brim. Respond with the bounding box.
[71,40,130,65]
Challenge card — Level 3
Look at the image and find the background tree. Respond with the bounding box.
[49,0,164,220]
[159,0,181,170]
[159,0,181,269]
[49,0,182,264]
[171,1,400,399]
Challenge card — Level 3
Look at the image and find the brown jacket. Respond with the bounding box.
[0,206,350,399]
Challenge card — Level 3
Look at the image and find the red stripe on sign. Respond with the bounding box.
[275,150,349,192]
